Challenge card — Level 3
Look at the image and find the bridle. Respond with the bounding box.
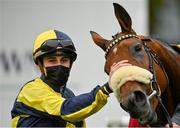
[105,34,173,127]
[143,42,172,127]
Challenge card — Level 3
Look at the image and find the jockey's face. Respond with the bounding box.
[43,55,71,68]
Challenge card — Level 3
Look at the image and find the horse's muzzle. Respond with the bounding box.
[120,90,157,125]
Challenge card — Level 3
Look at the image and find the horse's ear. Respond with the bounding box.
[90,31,110,51]
[113,3,135,33]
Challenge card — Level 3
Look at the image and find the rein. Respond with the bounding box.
[105,34,173,127]
[143,42,172,127]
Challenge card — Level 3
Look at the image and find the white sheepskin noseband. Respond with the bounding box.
[110,66,153,103]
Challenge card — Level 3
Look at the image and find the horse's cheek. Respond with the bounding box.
[150,97,159,111]
[156,64,168,92]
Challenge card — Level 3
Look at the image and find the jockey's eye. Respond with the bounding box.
[134,43,142,52]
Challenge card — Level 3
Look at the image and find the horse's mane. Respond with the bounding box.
[153,37,180,54]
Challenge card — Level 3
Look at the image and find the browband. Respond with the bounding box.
[105,34,138,57]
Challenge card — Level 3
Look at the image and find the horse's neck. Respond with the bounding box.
[149,41,180,122]
[157,42,180,82]
[151,41,180,102]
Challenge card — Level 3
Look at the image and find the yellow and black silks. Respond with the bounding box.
[11,77,112,127]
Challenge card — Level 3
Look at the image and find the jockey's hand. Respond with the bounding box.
[165,122,180,128]
[108,60,132,90]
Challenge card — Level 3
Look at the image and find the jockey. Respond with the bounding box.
[11,29,130,127]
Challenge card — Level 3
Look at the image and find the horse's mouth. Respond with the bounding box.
[138,109,157,125]
[120,90,157,125]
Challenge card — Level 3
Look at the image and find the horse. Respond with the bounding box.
[90,3,180,127]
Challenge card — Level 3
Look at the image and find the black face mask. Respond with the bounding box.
[45,65,70,86]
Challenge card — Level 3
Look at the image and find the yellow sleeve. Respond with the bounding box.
[60,83,112,122]
[17,78,65,116]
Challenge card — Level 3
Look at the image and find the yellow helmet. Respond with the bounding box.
[33,29,77,64]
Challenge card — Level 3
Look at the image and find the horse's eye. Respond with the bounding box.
[134,44,142,52]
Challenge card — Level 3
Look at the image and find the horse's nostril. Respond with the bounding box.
[120,90,151,119]
[134,91,146,102]
[129,91,147,106]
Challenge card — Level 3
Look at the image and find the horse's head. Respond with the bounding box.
[90,3,174,126]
